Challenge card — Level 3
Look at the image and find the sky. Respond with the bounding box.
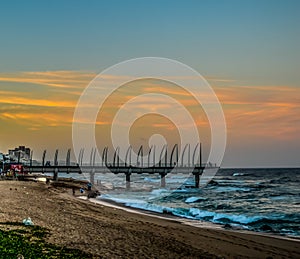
[0,0,299,167]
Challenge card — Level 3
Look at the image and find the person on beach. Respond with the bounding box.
[87,182,92,191]
[72,187,75,196]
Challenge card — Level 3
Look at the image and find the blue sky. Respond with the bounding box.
[1,0,299,84]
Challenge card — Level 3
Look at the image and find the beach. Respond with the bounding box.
[0,181,299,258]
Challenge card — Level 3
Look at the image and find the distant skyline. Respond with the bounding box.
[0,0,299,167]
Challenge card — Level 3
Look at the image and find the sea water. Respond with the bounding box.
[60,168,300,238]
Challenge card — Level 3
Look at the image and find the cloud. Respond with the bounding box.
[0,95,75,108]
[0,110,112,131]
[0,70,299,142]
[0,70,96,89]
[152,123,176,131]
[215,85,300,140]
[205,76,236,83]
[143,86,192,97]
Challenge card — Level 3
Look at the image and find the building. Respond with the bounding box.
[8,146,31,161]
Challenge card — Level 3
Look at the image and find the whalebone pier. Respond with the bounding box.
[17,144,217,189]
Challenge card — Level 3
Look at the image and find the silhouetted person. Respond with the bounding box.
[87,182,92,191]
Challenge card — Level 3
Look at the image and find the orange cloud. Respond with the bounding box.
[152,123,176,130]
[0,70,96,89]
[0,96,75,108]
[214,85,300,140]
[0,70,299,143]
[0,110,73,125]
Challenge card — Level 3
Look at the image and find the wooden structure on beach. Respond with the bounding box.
[20,144,218,189]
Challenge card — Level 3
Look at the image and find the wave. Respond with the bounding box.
[143,177,160,183]
[187,208,263,224]
[100,195,265,224]
[185,197,207,203]
[269,176,295,184]
[98,194,300,237]
[248,215,300,226]
[232,173,246,176]
[150,189,170,197]
[214,186,252,193]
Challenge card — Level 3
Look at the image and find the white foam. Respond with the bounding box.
[100,194,145,205]
[85,191,263,226]
[214,186,251,192]
[188,207,263,224]
[150,188,170,197]
[144,177,160,183]
[233,173,245,176]
[87,197,221,230]
[185,196,206,203]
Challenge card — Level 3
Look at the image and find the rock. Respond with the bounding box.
[224,223,232,229]
[260,225,273,232]
[87,191,100,199]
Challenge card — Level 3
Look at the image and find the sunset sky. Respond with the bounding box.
[0,0,299,167]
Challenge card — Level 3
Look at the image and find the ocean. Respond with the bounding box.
[62,168,300,238]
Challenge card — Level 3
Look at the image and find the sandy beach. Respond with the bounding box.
[0,181,299,258]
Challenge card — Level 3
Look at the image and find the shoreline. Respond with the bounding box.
[1,180,299,258]
[80,194,300,243]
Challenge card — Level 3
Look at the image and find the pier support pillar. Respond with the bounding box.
[125,173,131,190]
[160,173,166,188]
[194,173,200,188]
[53,168,58,181]
[90,171,95,185]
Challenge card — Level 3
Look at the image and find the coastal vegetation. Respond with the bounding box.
[0,222,91,258]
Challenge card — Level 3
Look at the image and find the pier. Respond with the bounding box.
[16,144,218,188]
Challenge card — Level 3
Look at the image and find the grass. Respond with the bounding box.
[0,222,92,259]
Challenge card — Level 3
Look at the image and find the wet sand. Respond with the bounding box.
[0,181,299,258]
